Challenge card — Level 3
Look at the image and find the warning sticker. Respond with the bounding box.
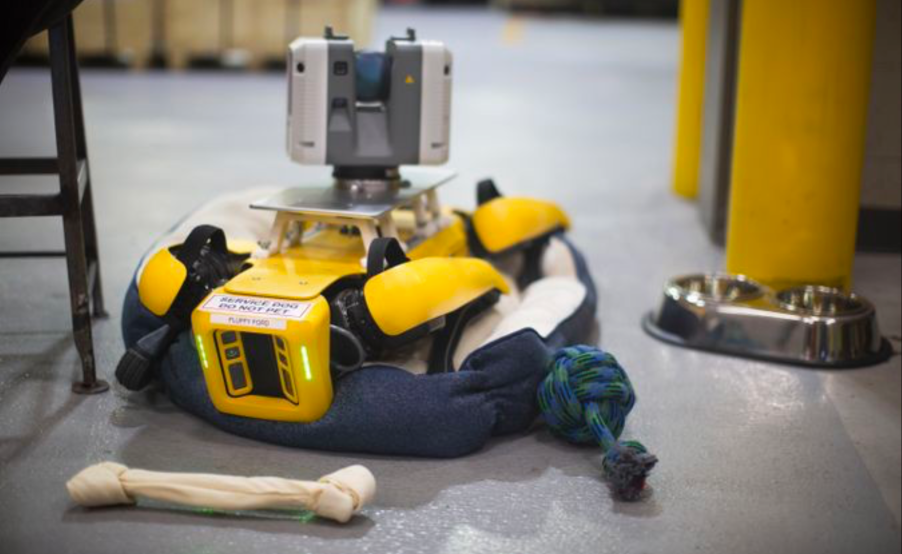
[200,294,312,320]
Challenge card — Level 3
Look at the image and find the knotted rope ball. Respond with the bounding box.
[538,345,658,501]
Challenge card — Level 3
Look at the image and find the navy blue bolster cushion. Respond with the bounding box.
[121,238,597,458]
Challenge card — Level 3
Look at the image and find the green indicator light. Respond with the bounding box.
[301,345,313,381]
[195,334,209,369]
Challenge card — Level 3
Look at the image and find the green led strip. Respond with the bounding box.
[301,345,313,381]
[195,334,209,369]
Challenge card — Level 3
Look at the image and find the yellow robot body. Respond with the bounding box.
[365,257,509,337]
[192,294,333,422]
[472,197,570,255]
[189,212,487,422]
[137,192,567,423]
[139,248,188,317]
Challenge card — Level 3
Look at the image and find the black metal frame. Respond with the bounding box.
[0,15,109,394]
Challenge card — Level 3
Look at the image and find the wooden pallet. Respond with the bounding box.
[20,0,377,70]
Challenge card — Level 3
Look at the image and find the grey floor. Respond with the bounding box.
[1,7,900,554]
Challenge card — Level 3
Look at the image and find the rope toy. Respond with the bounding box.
[538,345,658,501]
[67,463,376,523]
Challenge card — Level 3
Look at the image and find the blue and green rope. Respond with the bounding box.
[538,345,658,501]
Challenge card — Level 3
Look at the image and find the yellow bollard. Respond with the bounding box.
[672,0,710,199]
[725,0,877,291]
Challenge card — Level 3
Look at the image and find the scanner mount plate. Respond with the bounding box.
[250,168,457,220]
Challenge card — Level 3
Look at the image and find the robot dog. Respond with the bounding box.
[118,29,575,426]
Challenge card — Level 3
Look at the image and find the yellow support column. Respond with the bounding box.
[726,0,877,291]
[672,0,710,199]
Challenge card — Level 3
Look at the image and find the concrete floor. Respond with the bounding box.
[1,7,900,554]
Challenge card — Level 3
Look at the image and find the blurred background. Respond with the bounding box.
[14,0,678,71]
[9,0,897,258]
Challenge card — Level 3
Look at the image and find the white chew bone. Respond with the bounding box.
[66,462,376,523]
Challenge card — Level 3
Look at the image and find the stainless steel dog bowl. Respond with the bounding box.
[776,285,868,316]
[671,273,764,303]
[644,273,892,368]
